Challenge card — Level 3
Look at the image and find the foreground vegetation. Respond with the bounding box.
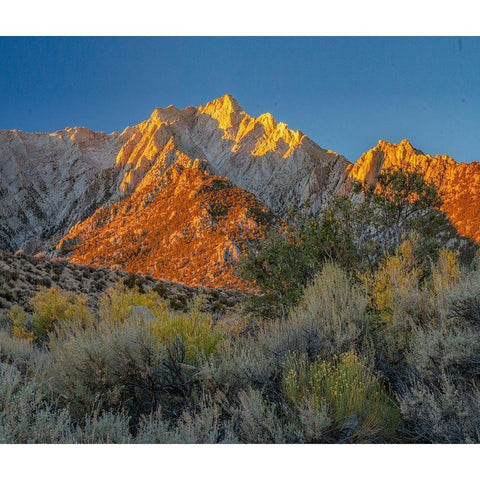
[0,170,478,443]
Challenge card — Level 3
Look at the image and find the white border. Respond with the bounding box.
[1,0,479,35]
[0,444,477,479]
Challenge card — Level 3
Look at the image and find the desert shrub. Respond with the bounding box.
[133,409,171,443]
[239,207,362,318]
[76,411,132,444]
[289,263,368,357]
[282,351,399,442]
[9,305,35,341]
[407,321,480,380]
[370,245,472,381]
[99,282,169,323]
[135,399,228,444]
[226,388,285,443]
[239,169,457,319]
[370,235,428,324]
[0,363,73,443]
[45,315,167,423]
[0,361,135,443]
[211,264,370,401]
[398,374,480,443]
[395,263,480,442]
[0,329,41,375]
[366,236,435,378]
[150,296,225,363]
[431,249,461,295]
[446,268,480,324]
[44,297,218,426]
[29,287,93,338]
[252,263,367,364]
[215,308,250,339]
[166,401,225,444]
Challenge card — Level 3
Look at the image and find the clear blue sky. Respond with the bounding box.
[1,37,479,162]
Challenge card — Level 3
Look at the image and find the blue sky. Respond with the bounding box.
[0,37,479,162]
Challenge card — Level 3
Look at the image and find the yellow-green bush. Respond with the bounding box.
[9,305,35,341]
[370,235,424,324]
[99,282,169,323]
[431,248,460,295]
[150,297,224,363]
[30,287,93,337]
[282,351,399,440]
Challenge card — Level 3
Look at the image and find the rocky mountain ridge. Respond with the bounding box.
[0,95,479,289]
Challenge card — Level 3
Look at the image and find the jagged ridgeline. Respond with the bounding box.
[0,94,479,288]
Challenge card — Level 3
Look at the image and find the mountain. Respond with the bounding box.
[0,94,349,289]
[0,96,479,289]
[112,94,349,217]
[349,139,480,243]
[57,155,276,290]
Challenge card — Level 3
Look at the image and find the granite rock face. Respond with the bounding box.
[0,127,132,252]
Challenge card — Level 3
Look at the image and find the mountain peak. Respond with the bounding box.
[376,138,414,150]
[200,94,242,114]
[198,94,244,131]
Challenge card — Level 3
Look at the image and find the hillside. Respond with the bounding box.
[0,250,242,319]
[57,154,277,290]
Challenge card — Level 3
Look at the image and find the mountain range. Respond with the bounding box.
[1,94,479,289]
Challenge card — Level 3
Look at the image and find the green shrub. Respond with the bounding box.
[30,287,93,338]
[0,363,73,443]
[282,351,399,441]
[446,268,480,324]
[370,235,427,325]
[289,263,368,357]
[0,329,41,375]
[226,388,285,443]
[136,401,226,444]
[45,316,166,423]
[76,411,132,444]
[150,296,225,364]
[9,305,35,342]
[407,322,480,379]
[210,264,370,403]
[398,374,480,443]
[99,282,169,323]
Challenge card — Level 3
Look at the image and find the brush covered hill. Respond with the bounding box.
[57,154,277,290]
[0,249,241,319]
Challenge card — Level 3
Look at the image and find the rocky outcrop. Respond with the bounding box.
[113,94,350,216]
